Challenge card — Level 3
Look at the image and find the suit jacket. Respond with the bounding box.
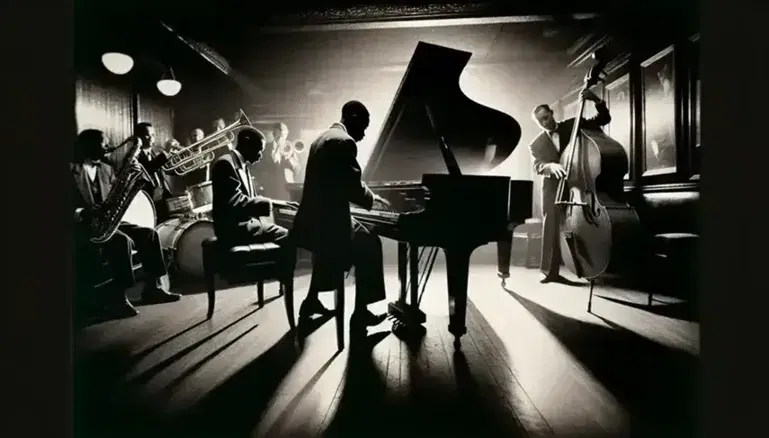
[529,101,611,215]
[136,148,171,200]
[211,150,272,243]
[292,122,375,255]
[71,161,115,210]
[70,161,116,232]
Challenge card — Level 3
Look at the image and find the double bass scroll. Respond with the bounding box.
[555,52,642,302]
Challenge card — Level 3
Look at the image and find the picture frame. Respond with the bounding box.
[640,45,677,177]
[689,34,701,180]
[605,74,632,180]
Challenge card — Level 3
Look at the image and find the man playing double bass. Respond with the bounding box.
[529,89,611,284]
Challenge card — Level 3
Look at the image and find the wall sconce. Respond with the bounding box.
[157,67,182,97]
[101,52,134,75]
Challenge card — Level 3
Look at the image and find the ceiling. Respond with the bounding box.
[75,0,698,124]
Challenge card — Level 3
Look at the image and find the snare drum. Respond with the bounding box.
[155,218,215,277]
[166,194,193,217]
[187,181,213,212]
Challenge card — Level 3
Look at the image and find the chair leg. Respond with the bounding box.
[335,286,345,351]
[283,277,296,330]
[204,257,216,320]
[257,280,265,307]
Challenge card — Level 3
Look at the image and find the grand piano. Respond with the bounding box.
[276,42,532,347]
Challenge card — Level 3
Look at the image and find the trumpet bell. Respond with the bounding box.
[293,140,305,153]
[161,110,258,176]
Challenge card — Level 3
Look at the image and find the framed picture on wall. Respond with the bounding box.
[641,46,677,177]
[689,34,701,180]
[606,74,632,180]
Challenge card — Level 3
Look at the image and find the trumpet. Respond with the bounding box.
[162,110,258,176]
[279,139,306,158]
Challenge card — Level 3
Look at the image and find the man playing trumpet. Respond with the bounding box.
[256,122,301,200]
[72,129,181,319]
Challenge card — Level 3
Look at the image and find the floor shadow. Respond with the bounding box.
[503,287,700,438]
[598,295,699,322]
[323,319,529,438]
[159,331,303,437]
[322,330,391,438]
[74,317,311,438]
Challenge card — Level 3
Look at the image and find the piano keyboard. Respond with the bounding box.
[274,207,399,224]
[350,207,400,225]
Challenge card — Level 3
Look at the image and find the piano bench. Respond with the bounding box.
[304,255,346,351]
[201,236,295,329]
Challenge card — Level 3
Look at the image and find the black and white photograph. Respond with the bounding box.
[68,1,702,437]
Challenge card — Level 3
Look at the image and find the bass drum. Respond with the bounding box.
[122,190,156,229]
[155,218,215,278]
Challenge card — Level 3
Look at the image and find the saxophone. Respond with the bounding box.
[89,140,153,244]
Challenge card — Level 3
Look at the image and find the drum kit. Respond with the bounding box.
[121,110,269,279]
[157,181,216,278]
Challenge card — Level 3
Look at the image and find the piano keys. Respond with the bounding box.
[276,42,533,348]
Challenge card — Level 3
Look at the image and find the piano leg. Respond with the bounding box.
[409,243,419,306]
[444,247,473,349]
[397,242,408,301]
[496,238,513,285]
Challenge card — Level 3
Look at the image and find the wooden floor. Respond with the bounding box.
[74,255,700,438]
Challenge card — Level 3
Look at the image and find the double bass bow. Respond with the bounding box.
[555,53,642,312]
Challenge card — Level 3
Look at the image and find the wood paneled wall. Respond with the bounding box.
[74,76,176,169]
[553,33,701,194]
[74,77,134,166]
[137,93,175,146]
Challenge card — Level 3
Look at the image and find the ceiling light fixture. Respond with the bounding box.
[156,67,182,96]
[101,52,134,75]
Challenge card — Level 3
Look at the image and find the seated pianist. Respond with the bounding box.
[291,100,393,326]
[210,129,295,249]
[72,129,181,319]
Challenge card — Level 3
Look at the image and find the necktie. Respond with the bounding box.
[244,166,254,197]
[89,166,103,204]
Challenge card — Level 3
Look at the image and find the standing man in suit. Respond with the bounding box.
[72,129,181,318]
[529,89,611,283]
[255,122,300,200]
[291,100,392,326]
[134,122,173,222]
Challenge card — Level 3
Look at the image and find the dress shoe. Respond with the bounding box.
[539,273,558,284]
[351,309,387,327]
[299,298,332,319]
[142,287,182,304]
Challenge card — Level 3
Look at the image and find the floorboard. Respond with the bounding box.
[74,258,699,438]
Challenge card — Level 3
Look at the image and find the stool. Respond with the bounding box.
[202,236,295,331]
[649,232,699,306]
[303,254,346,351]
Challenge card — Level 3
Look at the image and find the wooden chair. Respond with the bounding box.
[201,236,295,330]
[302,254,346,351]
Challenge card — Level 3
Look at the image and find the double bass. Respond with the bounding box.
[555,53,642,312]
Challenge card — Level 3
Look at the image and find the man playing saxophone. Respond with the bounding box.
[72,129,181,318]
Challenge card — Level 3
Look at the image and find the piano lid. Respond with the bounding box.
[362,42,522,183]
